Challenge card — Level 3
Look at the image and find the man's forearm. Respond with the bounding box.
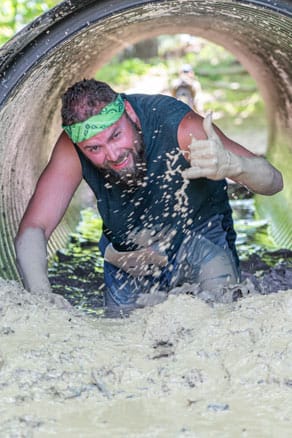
[182,113,283,196]
[229,154,283,195]
[14,227,52,295]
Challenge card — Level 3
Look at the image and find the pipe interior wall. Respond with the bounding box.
[0,0,291,279]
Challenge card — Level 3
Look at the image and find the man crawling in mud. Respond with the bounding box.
[14,79,283,312]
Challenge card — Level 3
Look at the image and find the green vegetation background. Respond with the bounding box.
[0,0,60,45]
[1,1,265,125]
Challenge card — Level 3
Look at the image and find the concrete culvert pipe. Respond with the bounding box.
[0,0,291,281]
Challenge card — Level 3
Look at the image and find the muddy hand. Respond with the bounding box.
[30,289,74,310]
[182,112,238,181]
[127,225,175,253]
[104,243,168,277]
[43,291,74,310]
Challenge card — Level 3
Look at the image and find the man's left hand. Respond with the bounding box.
[182,112,241,181]
[104,244,168,277]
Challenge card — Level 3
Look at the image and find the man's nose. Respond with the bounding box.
[105,144,119,162]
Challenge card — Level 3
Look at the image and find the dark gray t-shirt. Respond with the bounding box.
[75,93,236,259]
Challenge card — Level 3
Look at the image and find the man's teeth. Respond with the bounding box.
[115,155,128,165]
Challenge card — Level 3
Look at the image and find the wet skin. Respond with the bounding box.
[77,111,142,177]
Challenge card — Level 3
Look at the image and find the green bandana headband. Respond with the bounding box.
[63,94,125,143]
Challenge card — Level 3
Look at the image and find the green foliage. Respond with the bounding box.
[0,0,60,46]
[50,208,103,273]
[95,57,153,87]
[185,43,236,73]
[230,199,277,262]
[169,41,264,122]
[75,208,103,242]
[95,37,264,123]
[48,208,104,313]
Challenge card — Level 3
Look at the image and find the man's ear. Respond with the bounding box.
[124,100,141,128]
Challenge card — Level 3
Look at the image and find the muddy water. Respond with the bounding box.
[1,194,291,437]
[0,275,291,437]
[1,116,291,435]
[1,187,291,437]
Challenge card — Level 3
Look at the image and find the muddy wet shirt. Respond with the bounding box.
[75,93,236,258]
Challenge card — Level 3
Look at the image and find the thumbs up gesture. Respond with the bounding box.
[182,112,240,181]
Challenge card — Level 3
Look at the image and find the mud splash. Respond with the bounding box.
[0,278,291,437]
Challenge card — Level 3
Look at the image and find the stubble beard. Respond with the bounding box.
[100,120,147,189]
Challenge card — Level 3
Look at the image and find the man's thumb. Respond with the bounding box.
[203,112,218,140]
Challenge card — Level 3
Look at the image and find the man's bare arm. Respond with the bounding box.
[178,112,283,195]
[14,132,82,302]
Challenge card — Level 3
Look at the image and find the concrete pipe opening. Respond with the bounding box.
[0,0,291,280]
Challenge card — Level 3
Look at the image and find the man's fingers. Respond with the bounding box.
[182,166,218,180]
[49,293,73,310]
[189,139,211,149]
[119,248,168,276]
[150,252,168,266]
[182,167,206,179]
[127,257,166,276]
[141,248,168,266]
[106,243,168,276]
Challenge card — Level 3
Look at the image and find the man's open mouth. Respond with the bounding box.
[110,153,131,171]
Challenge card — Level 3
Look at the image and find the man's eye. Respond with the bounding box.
[113,131,121,138]
[89,145,101,152]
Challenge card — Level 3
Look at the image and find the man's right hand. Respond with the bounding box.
[14,227,72,310]
[40,291,73,310]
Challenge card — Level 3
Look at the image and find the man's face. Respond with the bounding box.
[77,111,146,187]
